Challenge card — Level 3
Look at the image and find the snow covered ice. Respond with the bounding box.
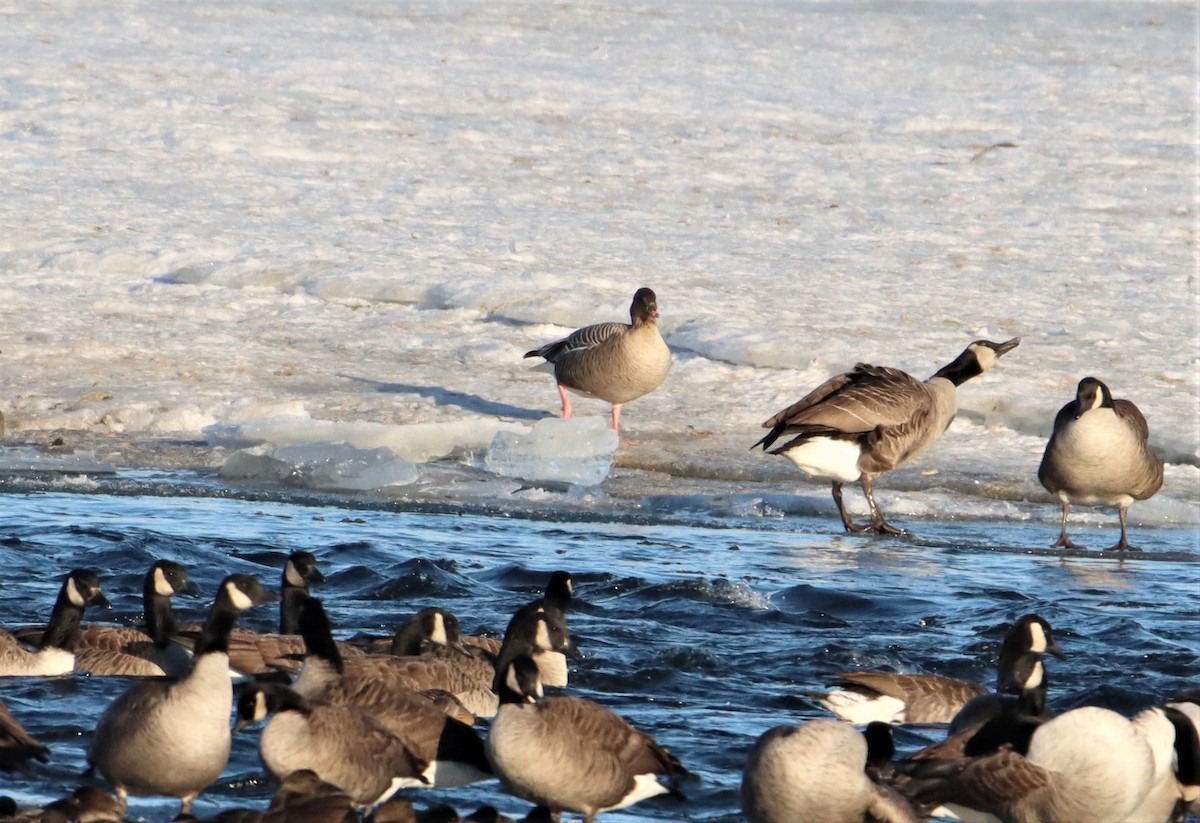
[0,0,1194,533]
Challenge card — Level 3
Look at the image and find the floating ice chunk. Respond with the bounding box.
[485,417,619,487]
[220,442,418,491]
[204,414,526,463]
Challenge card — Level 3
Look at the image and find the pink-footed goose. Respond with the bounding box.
[1038,376,1164,551]
[755,338,1019,536]
[524,287,671,435]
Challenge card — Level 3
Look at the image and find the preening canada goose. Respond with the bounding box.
[87,574,276,814]
[0,696,49,773]
[0,569,111,677]
[742,719,919,823]
[755,337,1020,535]
[69,559,199,678]
[524,287,671,435]
[292,598,494,789]
[818,614,1062,725]
[1038,377,1164,551]
[235,682,428,807]
[488,654,689,823]
[894,705,1171,823]
[1118,703,1200,823]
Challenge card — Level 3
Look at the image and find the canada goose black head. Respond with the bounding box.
[148,560,200,599]
[389,608,472,658]
[544,571,574,612]
[193,575,277,657]
[63,569,111,612]
[1000,614,1065,663]
[514,608,579,660]
[40,570,111,653]
[1073,376,1114,418]
[931,337,1021,386]
[1164,705,1200,788]
[496,654,543,705]
[630,287,659,326]
[235,682,310,732]
[284,551,326,589]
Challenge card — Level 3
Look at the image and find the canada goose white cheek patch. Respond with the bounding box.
[284,562,305,588]
[154,568,175,596]
[226,582,255,611]
[1028,621,1047,653]
[1024,660,1044,690]
[430,613,448,647]
[66,578,86,608]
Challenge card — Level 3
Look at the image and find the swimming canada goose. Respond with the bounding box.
[755,338,1020,535]
[488,654,689,823]
[0,569,111,676]
[818,614,1062,725]
[895,705,1173,823]
[0,696,49,773]
[1038,377,1164,551]
[742,719,920,823]
[86,574,276,814]
[235,682,428,807]
[292,598,494,789]
[524,287,671,435]
[67,559,200,677]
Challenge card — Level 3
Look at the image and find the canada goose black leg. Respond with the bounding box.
[860,477,910,536]
[832,482,870,533]
[1051,501,1084,549]
[1108,505,1142,552]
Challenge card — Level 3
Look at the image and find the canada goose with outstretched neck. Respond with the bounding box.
[0,696,49,773]
[67,559,200,677]
[755,337,1020,535]
[818,614,1062,725]
[0,569,111,677]
[742,719,919,823]
[488,654,689,823]
[894,704,1183,823]
[292,597,494,789]
[524,287,671,435]
[86,574,276,815]
[1038,377,1164,551]
[235,682,428,807]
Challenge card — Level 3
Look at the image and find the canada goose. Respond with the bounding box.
[1114,703,1200,823]
[86,574,276,815]
[336,604,579,719]
[235,682,428,807]
[0,696,49,773]
[524,287,671,435]
[68,559,200,678]
[896,705,1172,823]
[742,719,919,823]
[179,551,330,675]
[292,598,494,789]
[818,614,1063,725]
[0,569,111,676]
[488,654,689,823]
[1038,377,1164,552]
[755,338,1020,535]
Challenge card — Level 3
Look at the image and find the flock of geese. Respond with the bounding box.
[0,556,688,823]
[528,288,1166,548]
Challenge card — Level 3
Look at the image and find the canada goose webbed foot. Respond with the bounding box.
[1107,539,1142,552]
[870,521,910,537]
[1051,534,1085,550]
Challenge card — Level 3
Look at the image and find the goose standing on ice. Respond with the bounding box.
[754,337,1020,535]
[1038,377,1164,551]
[524,287,671,436]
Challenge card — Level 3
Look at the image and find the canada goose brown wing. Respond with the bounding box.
[544,695,682,777]
[75,625,154,653]
[464,635,502,656]
[74,646,167,677]
[1113,398,1151,440]
[763,366,930,437]
[0,697,49,773]
[901,749,1051,816]
[837,672,988,724]
[341,655,497,717]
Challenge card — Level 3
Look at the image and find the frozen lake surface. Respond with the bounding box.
[0,0,1196,818]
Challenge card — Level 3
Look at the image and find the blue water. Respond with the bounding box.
[0,483,1197,821]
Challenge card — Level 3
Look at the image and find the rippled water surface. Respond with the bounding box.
[0,485,1197,821]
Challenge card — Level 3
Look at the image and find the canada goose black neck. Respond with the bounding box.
[297,597,344,674]
[142,561,194,645]
[194,575,276,657]
[931,338,1020,387]
[1164,706,1200,785]
[41,570,108,652]
[280,551,324,635]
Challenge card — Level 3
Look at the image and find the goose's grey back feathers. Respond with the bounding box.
[742,721,919,823]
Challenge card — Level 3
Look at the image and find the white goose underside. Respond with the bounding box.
[817,690,907,725]
[779,437,863,484]
[599,772,670,812]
